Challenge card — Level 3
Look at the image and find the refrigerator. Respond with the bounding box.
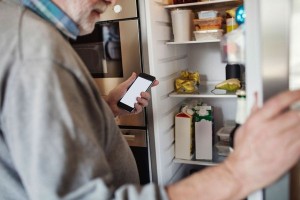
[141,0,300,199]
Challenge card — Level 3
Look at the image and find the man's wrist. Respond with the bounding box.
[222,155,249,199]
[166,161,247,200]
[103,95,119,117]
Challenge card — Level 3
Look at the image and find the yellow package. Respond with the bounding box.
[175,70,200,94]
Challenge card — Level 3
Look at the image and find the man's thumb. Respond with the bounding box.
[123,72,137,87]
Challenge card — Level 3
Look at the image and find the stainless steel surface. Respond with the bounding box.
[94,20,142,96]
[93,19,145,127]
[72,19,145,127]
[247,0,291,199]
[98,0,137,21]
[260,0,290,103]
[121,129,147,147]
[261,0,291,199]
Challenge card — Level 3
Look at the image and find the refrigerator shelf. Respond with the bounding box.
[174,158,218,166]
[164,0,243,9]
[174,152,226,166]
[166,39,220,45]
[170,84,237,98]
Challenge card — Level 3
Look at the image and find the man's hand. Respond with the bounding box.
[106,72,159,117]
[167,90,300,200]
[225,89,300,197]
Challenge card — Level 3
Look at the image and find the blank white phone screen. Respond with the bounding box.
[120,77,152,108]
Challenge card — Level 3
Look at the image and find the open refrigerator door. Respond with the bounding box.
[245,0,298,199]
[221,0,299,199]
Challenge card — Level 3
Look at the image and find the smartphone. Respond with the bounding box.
[117,73,156,112]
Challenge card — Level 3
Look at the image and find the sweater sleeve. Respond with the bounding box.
[1,59,169,200]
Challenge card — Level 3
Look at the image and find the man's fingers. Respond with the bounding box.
[122,72,137,88]
[250,92,259,114]
[265,110,300,137]
[140,92,150,101]
[137,97,149,107]
[254,90,300,121]
[151,80,159,87]
[284,124,300,151]
[134,103,142,114]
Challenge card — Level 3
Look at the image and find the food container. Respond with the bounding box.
[171,9,194,42]
[217,126,235,142]
[215,141,230,156]
[220,25,245,64]
[194,29,223,41]
[197,10,218,19]
[175,70,200,94]
[194,17,222,30]
[226,18,238,33]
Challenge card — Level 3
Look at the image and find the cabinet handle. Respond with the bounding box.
[123,135,136,140]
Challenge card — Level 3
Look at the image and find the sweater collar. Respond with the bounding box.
[20,0,79,39]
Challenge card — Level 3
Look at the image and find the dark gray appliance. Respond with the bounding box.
[121,129,150,184]
[70,0,151,185]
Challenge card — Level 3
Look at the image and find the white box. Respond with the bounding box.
[175,112,194,160]
[197,10,218,19]
[194,106,213,160]
[194,29,223,41]
[195,120,213,160]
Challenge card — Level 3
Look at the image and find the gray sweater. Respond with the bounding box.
[0,0,168,199]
